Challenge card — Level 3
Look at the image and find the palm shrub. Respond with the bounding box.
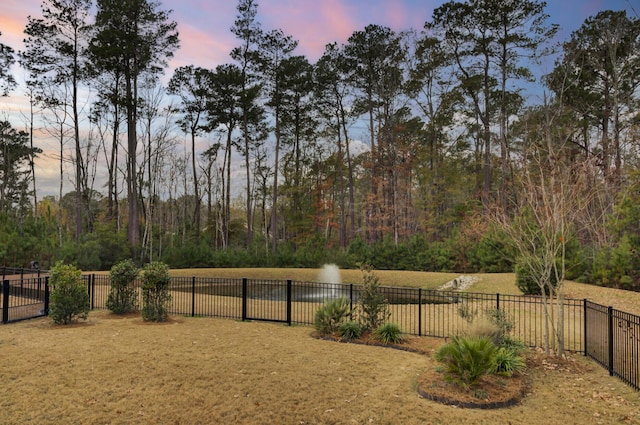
[356,264,390,331]
[314,297,352,334]
[373,322,403,344]
[338,320,362,340]
[106,259,139,314]
[48,262,90,325]
[141,261,171,322]
[435,336,498,387]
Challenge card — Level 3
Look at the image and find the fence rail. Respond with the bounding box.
[1,274,638,391]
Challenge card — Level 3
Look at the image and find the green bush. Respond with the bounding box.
[493,347,526,376]
[501,335,527,353]
[514,261,558,295]
[141,261,171,322]
[48,262,90,325]
[435,336,498,387]
[373,322,403,344]
[356,264,390,331]
[106,259,139,314]
[338,320,362,340]
[314,297,352,334]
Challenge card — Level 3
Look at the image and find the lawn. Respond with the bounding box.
[1,310,639,425]
[3,268,637,424]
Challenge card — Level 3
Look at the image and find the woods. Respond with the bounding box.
[0,0,639,290]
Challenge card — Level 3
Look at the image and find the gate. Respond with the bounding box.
[241,278,292,324]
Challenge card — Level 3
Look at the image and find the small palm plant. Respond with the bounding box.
[435,336,498,387]
[314,297,352,334]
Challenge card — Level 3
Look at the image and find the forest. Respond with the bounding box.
[0,0,639,290]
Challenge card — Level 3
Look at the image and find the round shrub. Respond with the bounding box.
[106,259,139,314]
[141,261,171,322]
[514,261,558,295]
[48,262,90,325]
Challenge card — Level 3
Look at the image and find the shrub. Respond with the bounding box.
[514,261,558,295]
[338,320,362,340]
[141,261,171,322]
[314,297,352,334]
[356,264,390,331]
[493,347,527,376]
[435,336,498,387]
[373,322,403,344]
[484,308,514,338]
[501,335,527,353]
[48,262,90,325]
[106,259,139,314]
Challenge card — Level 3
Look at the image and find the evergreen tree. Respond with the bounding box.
[89,0,179,246]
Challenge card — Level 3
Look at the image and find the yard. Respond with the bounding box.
[1,308,638,424]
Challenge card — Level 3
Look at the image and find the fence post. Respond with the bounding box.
[583,299,588,356]
[241,278,247,321]
[496,293,500,310]
[608,306,614,376]
[44,277,50,315]
[91,274,96,310]
[286,279,292,326]
[191,276,196,317]
[2,279,9,324]
[418,288,422,337]
[349,284,353,312]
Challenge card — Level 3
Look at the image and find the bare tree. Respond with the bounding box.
[494,95,595,356]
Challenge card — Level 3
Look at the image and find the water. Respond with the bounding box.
[265,264,345,302]
[318,264,341,285]
[293,264,342,302]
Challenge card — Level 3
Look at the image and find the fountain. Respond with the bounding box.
[318,264,341,286]
[295,264,343,302]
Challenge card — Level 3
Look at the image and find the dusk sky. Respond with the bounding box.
[0,0,638,197]
[2,0,638,80]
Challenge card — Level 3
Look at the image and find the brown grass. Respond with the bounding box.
[1,310,639,425]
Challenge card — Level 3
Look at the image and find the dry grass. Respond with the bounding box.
[4,268,632,423]
[1,310,638,425]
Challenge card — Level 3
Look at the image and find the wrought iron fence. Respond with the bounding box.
[1,274,638,390]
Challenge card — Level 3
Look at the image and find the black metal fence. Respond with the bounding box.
[2,273,638,391]
[0,267,48,323]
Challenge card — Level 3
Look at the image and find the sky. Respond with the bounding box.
[0,0,638,198]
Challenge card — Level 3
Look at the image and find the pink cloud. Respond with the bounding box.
[2,0,41,48]
[169,22,236,72]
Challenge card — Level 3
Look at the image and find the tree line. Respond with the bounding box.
[0,0,639,291]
